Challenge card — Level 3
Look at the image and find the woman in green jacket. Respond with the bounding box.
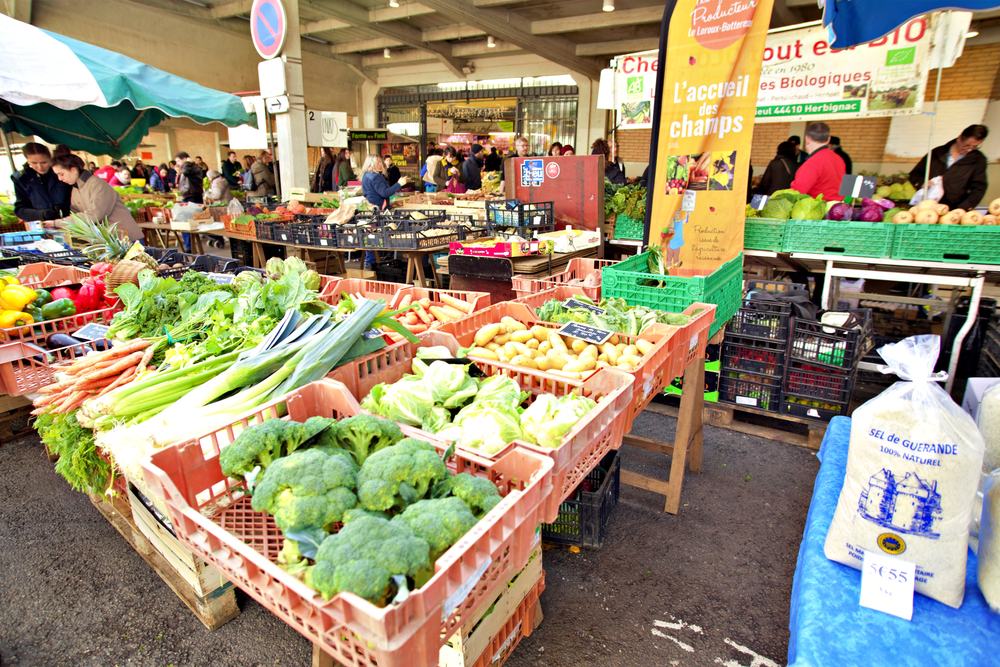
[333,149,356,189]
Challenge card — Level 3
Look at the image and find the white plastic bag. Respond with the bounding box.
[227,198,245,217]
[978,469,1000,611]
[824,335,986,608]
[172,202,203,222]
[909,175,944,206]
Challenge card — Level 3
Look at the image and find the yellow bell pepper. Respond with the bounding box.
[0,276,21,286]
[0,309,33,328]
[0,284,37,311]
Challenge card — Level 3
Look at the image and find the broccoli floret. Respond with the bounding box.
[357,438,449,514]
[334,414,404,466]
[251,448,359,533]
[219,416,336,479]
[343,508,392,523]
[433,473,502,519]
[393,497,477,563]
[311,515,431,604]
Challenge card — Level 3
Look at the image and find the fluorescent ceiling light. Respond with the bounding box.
[603,0,615,11]
[384,48,391,58]
[967,31,979,39]
[390,0,400,7]
[488,36,495,48]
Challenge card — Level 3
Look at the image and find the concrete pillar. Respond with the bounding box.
[273,0,309,195]
[361,81,380,128]
[571,74,606,154]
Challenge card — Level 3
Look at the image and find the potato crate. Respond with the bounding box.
[601,252,743,337]
[141,379,553,667]
[788,309,873,371]
[718,371,782,413]
[516,258,618,301]
[890,224,1000,265]
[385,225,461,250]
[541,449,620,549]
[781,219,895,258]
[743,217,787,252]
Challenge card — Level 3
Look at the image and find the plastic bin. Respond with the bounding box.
[721,334,786,378]
[375,260,409,284]
[718,371,782,413]
[319,278,411,308]
[0,302,119,347]
[601,252,743,337]
[782,359,854,420]
[743,217,787,252]
[140,379,553,667]
[782,219,895,258]
[157,251,198,279]
[613,213,644,241]
[726,306,792,341]
[513,258,618,301]
[485,200,554,232]
[337,224,387,250]
[388,287,491,316]
[540,449,619,549]
[229,237,254,267]
[15,263,89,290]
[221,213,258,240]
[788,309,873,370]
[890,224,1000,265]
[256,218,299,243]
[385,225,461,250]
[191,254,240,274]
[0,336,110,396]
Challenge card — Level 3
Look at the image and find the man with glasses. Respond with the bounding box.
[910,124,990,210]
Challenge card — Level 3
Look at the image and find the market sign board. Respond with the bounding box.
[615,15,938,127]
[645,0,774,275]
[349,130,389,141]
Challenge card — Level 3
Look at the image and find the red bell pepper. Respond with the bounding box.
[50,287,77,302]
[89,262,113,277]
[76,283,101,312]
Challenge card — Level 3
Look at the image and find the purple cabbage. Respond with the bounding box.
[826,202,854,221]
[858,206,885,222]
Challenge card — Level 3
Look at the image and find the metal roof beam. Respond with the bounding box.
[576,38,660,57]
[531,7,664,35]
[209,0,253,20]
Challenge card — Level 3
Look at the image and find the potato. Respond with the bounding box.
[535,356,552,371]
[934,203,950,217]
[596,360,611,369]
[608,335,620,345]
[159,263,170,270]
[635,339,654,356]
[549,332,568,353]
[504,341,527,358]
[494,333,511,345]
[985,215,999,226]
[468,347,497,360]
[940,210,962,225]
[598,353,609,363]
[562,360,589,373]
[622,344,639,358]
[501,316,527,332]
[511,330,534,343]
[485,342,500,352]
[523,348,541,359]
[538,341,551,355]
[509,354,538,369]
[582,344,599,358]
[618,354,642,368]
[496,349,509,363]
[601,343,620,364]
[497,323,507,334]
[531,325,550,342]
[570,339,588,354]
[915,209,938,224]
[173,263,184,268]
[474,323,501,347]
[546,348,570,370]
[525,338,539,350]
[579,356,597,370]
[617,363,635,371]
[961,210,984,225]
[616,343,627,352]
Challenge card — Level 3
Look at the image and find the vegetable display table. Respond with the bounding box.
[139,221,225,256]
[788,416,1000,667]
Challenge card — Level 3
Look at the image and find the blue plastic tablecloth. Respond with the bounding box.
[788,416,1000,667]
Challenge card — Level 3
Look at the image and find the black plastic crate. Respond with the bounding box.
[385,224,460,250]
[541,449,620,549]
[727,307,793,341]
[158,251,199,279]
[374,259,408,284]
[780,398,849,422]
[191,254,240,274]
[788,309,873,370]
[718,371,782,412]
[246,195,281,207]
[230,237,253,267]
[784,359,855,404]
[721,335,786,378]
[486,199,554,228]
[337,224,386,250]
[38,250,90,267]
[744,279,807,296]
[300,222,340,248]
[255,218,296,243]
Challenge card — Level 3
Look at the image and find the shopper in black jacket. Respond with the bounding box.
[753,142,799,197]
[592,138,625,184]
[463,144,484,191]
[910,124,989,210]
[11,142,71,222]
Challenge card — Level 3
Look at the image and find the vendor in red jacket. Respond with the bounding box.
[789,122,846,201]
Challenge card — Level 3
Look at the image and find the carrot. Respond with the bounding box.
[53,390,88,414]
[413,304,433,325]
[400,322,428,333]
[32,393,59,408]
[440,293,472,314]
[74,351,145,384]
[403,312,419,325]
[439,305,465,320]
[97,366,136,397]
[138,342,158,371]
[39,377,85,395]
[428,321,442,330]
[62,339,151,373]
[71,374,118,392]
[418,298,431,309]
[398,294,412,308]
[429,306,452,322]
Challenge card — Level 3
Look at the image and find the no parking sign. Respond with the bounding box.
[250,0,287,60]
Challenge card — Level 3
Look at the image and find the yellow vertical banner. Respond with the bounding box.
[647,0,774,276]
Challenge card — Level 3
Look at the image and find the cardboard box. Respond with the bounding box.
[449,238,542,258]
[440,543,542,667]
[962,377,1000,421]
[170,219,200,231]
[537,229,600,252]
[346,268,376,280]
[288,188,337,203]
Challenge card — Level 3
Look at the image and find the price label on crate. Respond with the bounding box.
[557,322,613,345]
[563,299,605,315]
[73,323,110,341]
[750,194,769,211]
[492,620,523,664]
[319,238,330,246]
[442,556,492,621]
[205,273,235,285]
[362,329,383,339]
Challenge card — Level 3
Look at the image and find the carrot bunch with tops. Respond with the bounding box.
[32,339,155,415]
[385,293,473,338]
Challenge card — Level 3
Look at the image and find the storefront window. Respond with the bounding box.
[521,96,578,156]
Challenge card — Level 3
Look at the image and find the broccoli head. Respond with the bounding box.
[219,416,336,479]
[433,473,502,519]
[251,448,359,533]
[311,514,431,604]
[393,497,477,563]
[334,414,404,466]
[357,438,449,514]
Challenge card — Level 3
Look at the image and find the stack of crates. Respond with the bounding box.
[719,280,801,413]
[781,308,873,422]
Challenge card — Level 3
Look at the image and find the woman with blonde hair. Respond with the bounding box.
[360,154,408,269]
[249,149,276,196]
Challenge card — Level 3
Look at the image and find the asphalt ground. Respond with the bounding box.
[0,408,820,667]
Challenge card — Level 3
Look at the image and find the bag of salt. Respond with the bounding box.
[979,469,1000,611]
[824,335,985,608]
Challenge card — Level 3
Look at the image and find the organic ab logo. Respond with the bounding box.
[627,76,644,95]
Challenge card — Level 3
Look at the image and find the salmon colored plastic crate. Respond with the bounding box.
[436,302,539,341]
[535,258,617,301]
[457,575,544,667]
[0,339,108,396]
[0,303,119,346]
[346,330,633,524]
[147,206,173,223]
[140,379,553,667]
[15,263,90,290]
[221,213,257,239]
[389,287,491,316]
[319,278,411,305]
[510,274,544,298]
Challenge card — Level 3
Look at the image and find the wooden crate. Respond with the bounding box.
[127,485,230,598]
[439,543,543,667]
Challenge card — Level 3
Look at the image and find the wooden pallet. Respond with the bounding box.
[89,492,240,631]
[0,394,33,445]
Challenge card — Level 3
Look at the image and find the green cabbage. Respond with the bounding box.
[361,376,434,426]
[790,195,826,220]
[519,394,597,449]
[421,406,452,433]
[440,401,524,455]
[760,198,794,220]
[422,361,478,409]
[473,375,525,411]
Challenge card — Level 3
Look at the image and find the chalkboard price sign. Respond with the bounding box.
[557,322,613,345]
[362,329,383,339]
[563,299,605,315]
[74,323,111,341]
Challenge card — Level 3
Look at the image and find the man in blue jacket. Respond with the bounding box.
[462,144,484,191]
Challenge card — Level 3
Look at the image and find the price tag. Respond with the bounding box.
[681,190,697,211]
[859,549,916,620]
[362,329,383,339]
[206,273,235,285]
[839,174,877,199]
[319,239,330,246]
[750,194,769,211]
[491,621,522,664]
[564,299,605,315]
[73,323,110,341]
[557,322,613,345]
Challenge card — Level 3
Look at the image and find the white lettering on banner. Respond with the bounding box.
[616,14,939,127]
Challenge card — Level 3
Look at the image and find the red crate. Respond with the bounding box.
[147,207,173,223]
[463,574,544,667]
[389,287,491,317]
[141,379,553,667]
[319,277,411,305]
[0,338,108,396]
[0,303,119,346]
[534,258,617,301]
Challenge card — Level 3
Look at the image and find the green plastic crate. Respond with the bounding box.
[744,217,786,252]
[613,213,644,240]
[601,252,744,337]
[782,219,895,258]
[890,225,1000,264]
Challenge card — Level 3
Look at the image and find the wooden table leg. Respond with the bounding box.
[192,233,205,255]
[412,254,428,288]
[405,255,416,284]
[312,643,335,667]
[252,241,266,268]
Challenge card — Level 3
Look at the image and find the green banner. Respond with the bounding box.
[755,100,862,119]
